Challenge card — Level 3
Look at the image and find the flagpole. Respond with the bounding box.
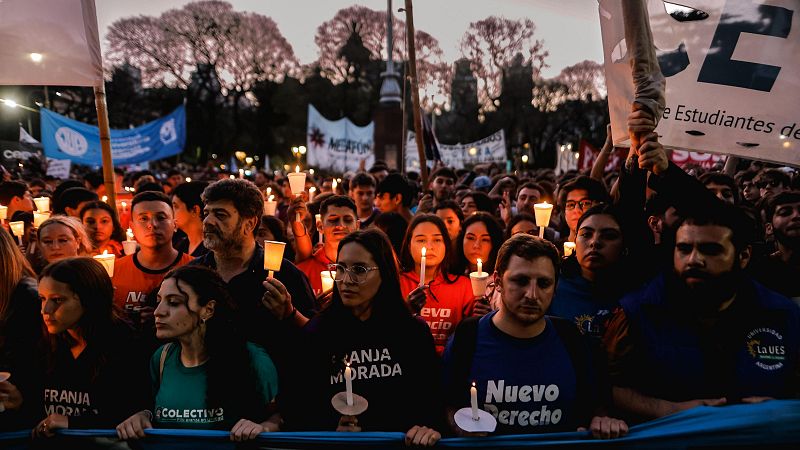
[403,0,428,189]
[94,84,117,207]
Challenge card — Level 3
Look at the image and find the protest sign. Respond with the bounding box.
[306,105,374,173]
[46,158,72,179]
[577,140,628,173]
[600,0,800,166]
[40,105,186,166]
[405,130,506,171]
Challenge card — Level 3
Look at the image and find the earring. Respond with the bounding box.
[200,317,207,325]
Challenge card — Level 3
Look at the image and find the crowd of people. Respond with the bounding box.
[0,112,799,445]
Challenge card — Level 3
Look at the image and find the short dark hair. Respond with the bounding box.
[0,181,28,205]
[558,176,611,208]
[764,191,800,223]
[516,181,544,200]
[505,212,537,240]
[699,172,739,204]
[29,178,46,189]
[372,212,409,256]
[462,190,495,214]
[376,173,413,207]
[350,173,377,190]
[320,195,357,218]
[754,169,790,188]
[171,181,209,214]
[495,234,560,279]
[734,170,757,187]
[135,182,164,194]
[60,187,99,210]
[84,172,104,190]
[167,169,181,178]
[433,199,465,224]
[131,190,172,212]
[675,203,756,252]
[430,167,457,183]
[202,179,264,220]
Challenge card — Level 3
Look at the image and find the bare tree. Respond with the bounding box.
[459,16,549,112]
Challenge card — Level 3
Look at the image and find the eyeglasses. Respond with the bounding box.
[756,179,782,189]
[564,200,596,211]
[326,264,379,284]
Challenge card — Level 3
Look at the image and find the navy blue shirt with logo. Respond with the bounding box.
[604,274,800,402]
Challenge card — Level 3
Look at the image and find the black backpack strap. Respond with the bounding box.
[445,316,480,406]
[549,316,597,424]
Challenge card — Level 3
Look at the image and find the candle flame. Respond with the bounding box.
[310,187,316,193]
[472,381,476,387]
[101,196,108,202]
[268,195,274,201]
[121,201,127,207]
[477,258,482,265]
[295,165,300,173]
[266,187,272,195]
[421,246,427,257]
[102,250,108,255]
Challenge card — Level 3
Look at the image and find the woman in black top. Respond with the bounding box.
[281,229,443,446]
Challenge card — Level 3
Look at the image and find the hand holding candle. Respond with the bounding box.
[469,258,490,297]
[419,246,427,287]
[533,202,553,238]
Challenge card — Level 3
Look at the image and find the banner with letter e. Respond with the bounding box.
[600,0,800,166]
[40,106,186,166]
[306,105,374,173]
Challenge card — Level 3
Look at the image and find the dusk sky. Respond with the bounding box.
[95,0,604,79]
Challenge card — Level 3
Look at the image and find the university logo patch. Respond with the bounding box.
[745,328,786,371]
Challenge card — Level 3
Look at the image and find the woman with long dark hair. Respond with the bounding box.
[80,201,125,257]
[399,215,474,355]
[20,257,150,437]
[116,265,279,441]
[282,229,442,446]
[453,212,505,316]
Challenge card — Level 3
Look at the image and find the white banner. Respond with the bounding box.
[405,129,507,172]
[0,0,103,87]
[600,0,800,166]
[46,158,71,179]
[306,105,374,173]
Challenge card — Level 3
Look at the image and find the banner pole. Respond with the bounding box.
[94,84,117,207]
[404,0,428,189]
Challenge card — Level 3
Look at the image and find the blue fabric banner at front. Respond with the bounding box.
[40,105,186,166]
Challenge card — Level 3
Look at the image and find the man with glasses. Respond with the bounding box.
[558,177,611,242]
[112,191,194,328]
[753,169,791,199]
[297,195,359,296]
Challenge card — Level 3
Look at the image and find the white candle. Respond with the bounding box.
[345,364,354,406]
[93,250,115,277]
[122,240,137,256]
[264,195,277,216]
[0,204,7,221]
[33,196,50,213]
[126,228,134,241]
[533,202,553,238]
[320,270,334,293]
[315,214,323,246]
[470,382,479,421]
[266,187,272,197]
[9,221,24,237]
[101,195,108,203]
[477,258,483,275]
[419,246,427,287]
[564,241,576,257]
[309,187,316,202]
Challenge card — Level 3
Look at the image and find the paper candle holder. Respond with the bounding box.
[563,241,576,257]
[320,270,334,293]
[34,197,50,213]
[469,272,490,297]
[288,170,306,197]
[0,205,7,221]
[33,211,50,228]
[9,221,24,237]
[263,240,286,278]
[93,251,116,277]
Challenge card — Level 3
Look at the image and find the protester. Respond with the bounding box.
[281,230,442,446]
[256,215,296,262]
[433,200,464,247]
[699,172,739,205]
[59,187,99,218]
[112,191,193,327]
[80,201,125,257]
[28,258,149,436]
[514,181,545,216]
[454,212,504,277]
[116,265,279,440]
[171,181,210,257]
[0,181,34,219]
[372,212,408,257]
[348,173,380,228]
[37,215,93,265]
[400,214,474,355]
[443,234,627,438]
[375,173,414,222]
[750,191,800,301]
[459,190,494,217]
[754,168,791,199]
[0,228,41,430]
[418,167,458,214]
[557,177,611,242]
[297,196,359,295]
[603,203,800,422]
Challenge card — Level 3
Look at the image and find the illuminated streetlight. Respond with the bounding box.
[245,156,254,165]
[30,53,43,63]
[299,145,307,155]
[521,155,529,164]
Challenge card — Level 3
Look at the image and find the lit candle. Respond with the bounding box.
[309,187,316,202]
[564,241,576,257]
[419,246,427,287]
[120,201,127,212]
[477,258,483,275]
[533,202,553,238]
[0,204,7,221]
[345,363,354,406]
[33,196,50,212]
[33,211,50,228]
[122,227,137,255]
[315,214,323,246]
[9,221,24,237]
[266,187,272,197]
[332,179,338,192]
[101,195,108,203]
[239,168,244,179]
[471,382,479,421]
[93,250,116,277]
[287,166,307,197]
[264,195,277,216]
[320,270,334,293]
[263,240,286,278]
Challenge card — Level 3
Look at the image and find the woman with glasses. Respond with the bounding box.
[557,176,611,242]
[281,229,442,446]
[399,215,474,355]
[80,201,126,258]
[37,216,92,266]
[116,265,280,441]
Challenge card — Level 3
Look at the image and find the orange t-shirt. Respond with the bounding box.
[296,248,334,296]
[112,252,194,315]
[400,271,475,355]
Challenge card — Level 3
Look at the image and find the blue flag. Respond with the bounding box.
[40,105,186,166]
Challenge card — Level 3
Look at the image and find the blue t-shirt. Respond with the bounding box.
[444,312,585,434]
[550,274,615,338]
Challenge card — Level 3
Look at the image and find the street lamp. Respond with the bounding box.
[0,98,38,133]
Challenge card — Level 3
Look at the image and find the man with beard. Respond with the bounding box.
[751,191,800,303]
[416,167,458,214]
[112,191,194,328]
[603,204,800,422]
[191,179,315,360]
[443,234,627,438]
[297,195,359,295]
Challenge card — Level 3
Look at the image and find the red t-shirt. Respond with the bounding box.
[296,248,334,296]
[112,252,194,314]
[400,271,475,355]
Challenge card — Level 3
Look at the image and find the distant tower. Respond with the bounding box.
[373,0,404,170]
